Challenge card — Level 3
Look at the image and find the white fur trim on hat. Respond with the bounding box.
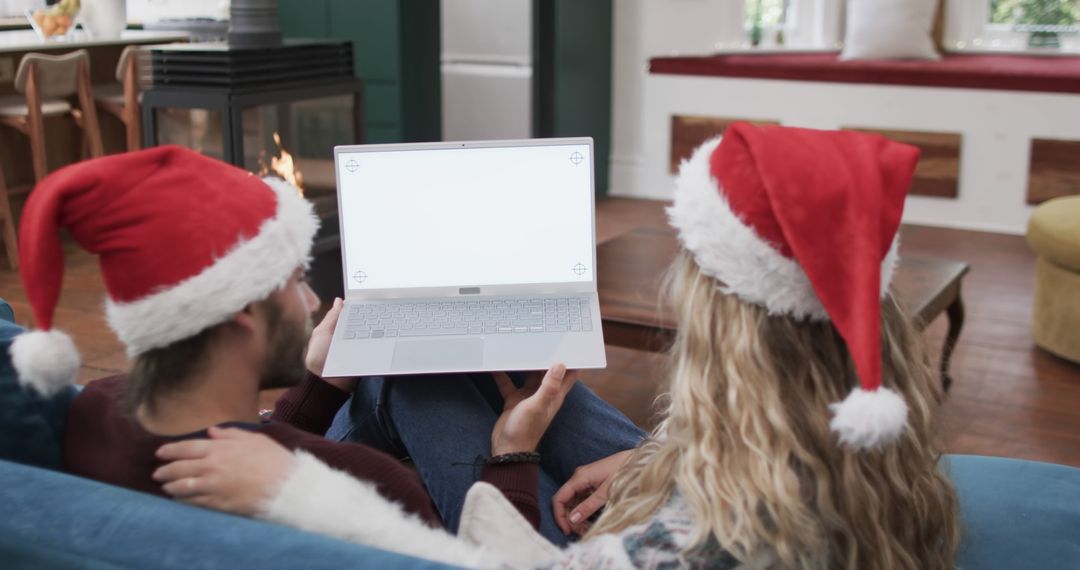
[828,387,909,450]
[10,330,80,396]
[260,451,499,568]
[667,136,900,321]
[105,177,319,356]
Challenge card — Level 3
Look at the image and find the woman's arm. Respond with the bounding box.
[264,449,499,568]
[156,364,578,536]
[154,425,444,526]
[156,428,499,567]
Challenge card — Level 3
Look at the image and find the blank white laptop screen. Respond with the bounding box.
[336,143,594,291]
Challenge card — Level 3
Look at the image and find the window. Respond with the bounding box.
[738,0,844,49]
[989,0,1079,47]
[745,0,791,44]
[946,0,1080,52]
[990,0,1079,29]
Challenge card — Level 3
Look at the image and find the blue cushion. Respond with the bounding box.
[0,299,77,470]
[0,459,458,569]
[947,454,1080,569]
[5,453,1076,569]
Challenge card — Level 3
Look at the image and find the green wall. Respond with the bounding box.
[279,0,441,143]
[534,0,613,195]
[279,0,612,195]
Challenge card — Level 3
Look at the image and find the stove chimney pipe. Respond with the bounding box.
[229,0,282,47]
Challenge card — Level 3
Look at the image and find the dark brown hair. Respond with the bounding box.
[127,298,284,413]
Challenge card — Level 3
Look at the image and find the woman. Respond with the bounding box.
[552,252,959,568]
[156,123,961,569]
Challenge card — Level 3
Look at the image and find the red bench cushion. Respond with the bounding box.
[649,53,1080,94]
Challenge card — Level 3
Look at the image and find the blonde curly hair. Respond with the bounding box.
[587,250,961,570]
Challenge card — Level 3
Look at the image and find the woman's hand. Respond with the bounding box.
[490,364,578,456]
[153,426,295,517]
[552,449,634,536]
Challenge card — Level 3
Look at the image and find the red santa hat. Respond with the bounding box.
[11,145,318,396]
[667,122,919,450]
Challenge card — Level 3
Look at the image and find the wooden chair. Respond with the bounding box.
[0,49,105,182]
[94,45,142,152]
[0,162,17,269]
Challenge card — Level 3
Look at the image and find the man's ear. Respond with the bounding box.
[231,302,261,333]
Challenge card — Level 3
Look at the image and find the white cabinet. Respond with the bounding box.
[441,0,532,141]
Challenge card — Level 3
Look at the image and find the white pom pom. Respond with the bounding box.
[10,330,80,397]
[829,387,908,450]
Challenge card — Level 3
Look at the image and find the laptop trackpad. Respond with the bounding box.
[390,338,484,372]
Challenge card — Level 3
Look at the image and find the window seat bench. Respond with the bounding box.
[627,52,1080,234]
[649,53,1080,95]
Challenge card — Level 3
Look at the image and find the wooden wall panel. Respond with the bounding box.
[846,128,962,199]
[669,115,778,173]
[1027,137,1080,205]
[671,120,964,199]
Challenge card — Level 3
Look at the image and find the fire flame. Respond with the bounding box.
[259,132,304,197]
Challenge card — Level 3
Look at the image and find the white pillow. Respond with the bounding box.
[840,0,941,61]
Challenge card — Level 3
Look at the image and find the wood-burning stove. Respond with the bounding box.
[140,0,358,300]
[140,40,362,170]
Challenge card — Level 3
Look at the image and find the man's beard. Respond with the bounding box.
[258,305,314,391]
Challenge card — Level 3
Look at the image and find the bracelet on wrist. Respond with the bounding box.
[486,452,541,465]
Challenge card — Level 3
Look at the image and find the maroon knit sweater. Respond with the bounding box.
[63,373,540,529]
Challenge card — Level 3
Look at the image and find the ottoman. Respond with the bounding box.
[1026,195,1080,363]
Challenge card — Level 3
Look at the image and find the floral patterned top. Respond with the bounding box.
[547,493,747,570]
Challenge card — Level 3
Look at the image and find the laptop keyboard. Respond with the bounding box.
[342,297,594,339]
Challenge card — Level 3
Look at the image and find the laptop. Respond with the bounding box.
[321,138,607,377]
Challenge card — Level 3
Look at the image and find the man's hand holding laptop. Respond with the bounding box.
[302,297,362,395]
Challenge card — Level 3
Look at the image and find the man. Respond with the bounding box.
[12,146,643,546]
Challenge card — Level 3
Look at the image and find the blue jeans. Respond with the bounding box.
[325,373,645,546]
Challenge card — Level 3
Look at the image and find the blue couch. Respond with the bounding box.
[0,301,1077,569]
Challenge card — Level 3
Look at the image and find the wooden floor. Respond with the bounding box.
[1,197,1078,467]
